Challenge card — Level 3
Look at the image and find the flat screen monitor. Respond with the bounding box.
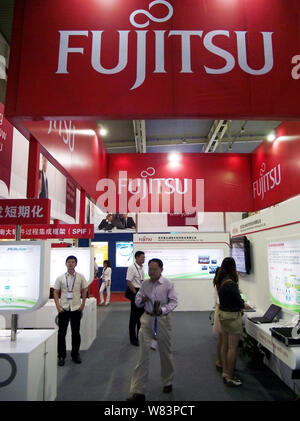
[268,239,300,313]
[143,248,224,279]
[230,236,251,274]
[50,247,93,287]
[0,241,50,312]
[91,242,108,267]
[116,242,134,267]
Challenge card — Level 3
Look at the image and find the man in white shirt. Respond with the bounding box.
[126,251,145,346]
[127,258,178,401]
[54,255,88,366]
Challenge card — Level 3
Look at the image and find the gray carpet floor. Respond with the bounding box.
[56,302,297,401]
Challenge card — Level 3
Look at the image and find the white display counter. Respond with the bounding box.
[2,298,97,351]
[0,329,57,401]
[245,313,300,390]
[245,316,300,370]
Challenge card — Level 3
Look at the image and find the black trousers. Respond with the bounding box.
[129,289,144,343]
[57,309,82,359]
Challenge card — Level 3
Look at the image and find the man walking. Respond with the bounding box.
[54,255,88,366]
[126,251,145,346]
[127,258,178,401]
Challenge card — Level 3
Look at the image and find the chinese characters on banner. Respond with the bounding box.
[0,199,51,225]
[0,224,94,239]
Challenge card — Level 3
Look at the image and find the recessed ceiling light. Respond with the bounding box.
[100,128,108,136]
[267,131,276,142]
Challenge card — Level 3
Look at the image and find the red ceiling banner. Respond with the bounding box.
[102,153,253,213]
[23,120,107,201]
[5,0,300,120]
[252,122,300,211]
[0,102,13,194]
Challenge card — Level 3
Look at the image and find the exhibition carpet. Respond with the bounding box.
[56,303,297,402]
[109,292,128,302]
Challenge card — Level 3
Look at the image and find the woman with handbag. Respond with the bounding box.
[215,257,251,387]
[99,260,112,306]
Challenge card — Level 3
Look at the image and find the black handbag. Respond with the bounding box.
[125,287,135,300]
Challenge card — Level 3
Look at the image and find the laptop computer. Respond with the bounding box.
[249,304,281,324]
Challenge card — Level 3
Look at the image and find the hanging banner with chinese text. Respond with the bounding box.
[0,199,51,225]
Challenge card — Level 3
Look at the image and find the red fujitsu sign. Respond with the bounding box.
[100,153,253,213]
[252,122,300,211]
[5,0,300,120]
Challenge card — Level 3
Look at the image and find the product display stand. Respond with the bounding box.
[0,329,57,401]
[2,297,97,350]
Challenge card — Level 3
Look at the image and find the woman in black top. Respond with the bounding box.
[215,257,251,387]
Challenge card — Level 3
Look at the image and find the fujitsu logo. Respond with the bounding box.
[253,162,281,200]
[139,236,153,242]
[48,120,75,152]
[96,167,204,214]
[56,0,274,90]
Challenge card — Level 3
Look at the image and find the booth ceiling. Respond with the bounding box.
[0,1,281,155]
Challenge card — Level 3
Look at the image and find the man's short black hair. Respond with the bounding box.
[148,258,163,269]
[66,255,78,264]
[135,251,145,259]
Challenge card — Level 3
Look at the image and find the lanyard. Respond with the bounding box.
[134,264,143,281]
[65,272,76,292]
[154,316,158,337]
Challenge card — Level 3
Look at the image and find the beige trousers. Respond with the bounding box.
[130,312,174,394]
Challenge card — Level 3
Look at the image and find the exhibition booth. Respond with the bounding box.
[1,0,300,401]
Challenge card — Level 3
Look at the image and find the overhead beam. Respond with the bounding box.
[103,135,264,150]
[205,120,230,152]
[133,120,147,153]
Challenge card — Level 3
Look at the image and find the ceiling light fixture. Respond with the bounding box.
[267,131,276,142]
[100,127,108,136]
[168,151,181,166]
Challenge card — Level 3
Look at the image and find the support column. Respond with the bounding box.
[26,135,40,198]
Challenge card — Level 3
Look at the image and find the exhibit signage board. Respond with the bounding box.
[0,241,50,313]
[5,0,300,120]
[252,122,300,211]
[20,224,94,239]
[134,232,229,280]
[134,232,230,244]
[268,239,300,313]
[0,224,94,239]
[50,247,94,287]
[105,153,253,213]
[230,196,300,237]
[0,199,51,225]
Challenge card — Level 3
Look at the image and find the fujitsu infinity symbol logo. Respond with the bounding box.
[130,1,173,28]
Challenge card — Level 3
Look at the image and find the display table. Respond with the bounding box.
[2,298,97,351]
[0,329,57,401]
[245,316,300,370]
[245,313,300,390]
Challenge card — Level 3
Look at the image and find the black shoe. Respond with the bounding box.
[163,384,173,393]
[126,393,146,401]
[72,355,82,364]
[58,358,65,367]
[131,340,139,346]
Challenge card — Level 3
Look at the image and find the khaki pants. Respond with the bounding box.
[130,312,174,394]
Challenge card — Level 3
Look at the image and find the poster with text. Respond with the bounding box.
[143,248,224,279]
[0,244,41,309]
[268,240,300,312]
